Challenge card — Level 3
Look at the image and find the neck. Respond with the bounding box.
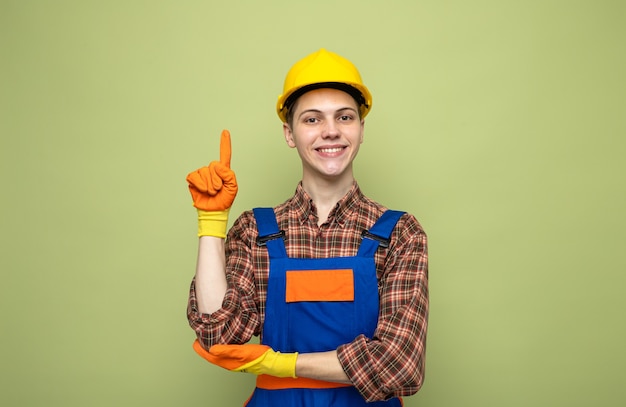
[301,175,355,226]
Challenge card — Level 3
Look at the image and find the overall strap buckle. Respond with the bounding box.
[256,230,286,247]
[253,207,288,258]
[360,230,391,248]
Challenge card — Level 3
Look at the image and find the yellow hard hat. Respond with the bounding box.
[276,48,372,122]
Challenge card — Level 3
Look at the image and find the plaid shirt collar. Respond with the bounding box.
[290,181,363,227]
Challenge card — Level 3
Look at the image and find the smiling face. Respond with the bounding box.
[283,88,365,185]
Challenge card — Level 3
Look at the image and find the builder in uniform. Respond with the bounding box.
[186,49,429,405]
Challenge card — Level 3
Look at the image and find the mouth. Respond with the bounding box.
[316,146,346,154]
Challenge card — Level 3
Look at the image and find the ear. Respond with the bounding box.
[283,123,296,148]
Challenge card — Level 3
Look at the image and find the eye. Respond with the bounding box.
[338,114,353,122]
[303,116,320,124]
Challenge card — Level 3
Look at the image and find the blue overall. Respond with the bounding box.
[244,208,405,407]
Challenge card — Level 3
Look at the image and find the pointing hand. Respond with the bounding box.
[186,130,238,212]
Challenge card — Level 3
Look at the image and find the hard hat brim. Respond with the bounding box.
[277,82,372,123]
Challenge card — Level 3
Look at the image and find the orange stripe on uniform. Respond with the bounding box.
[285,269,354,302]
[256,374,352,390]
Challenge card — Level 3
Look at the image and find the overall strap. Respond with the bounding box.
[252,208,287,258]
[357,210,406,257]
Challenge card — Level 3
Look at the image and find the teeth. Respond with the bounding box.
[318,147,343,153]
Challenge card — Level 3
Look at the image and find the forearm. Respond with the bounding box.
[295,351,351,384]
[194,236,227,314]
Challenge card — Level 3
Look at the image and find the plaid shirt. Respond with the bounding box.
[187,182,428,402]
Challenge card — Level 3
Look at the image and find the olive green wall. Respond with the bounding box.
[2,1,625,406]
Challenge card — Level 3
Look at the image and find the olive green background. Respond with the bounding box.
[2,1,625,406]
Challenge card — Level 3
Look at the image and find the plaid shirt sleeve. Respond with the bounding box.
[187,211,263,347]
[337,213,429,402]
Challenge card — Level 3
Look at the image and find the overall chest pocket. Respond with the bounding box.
[285,269,354,302]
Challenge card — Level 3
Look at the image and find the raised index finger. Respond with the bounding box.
[219,129,231,168]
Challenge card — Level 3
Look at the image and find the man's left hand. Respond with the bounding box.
[193,340,298,378]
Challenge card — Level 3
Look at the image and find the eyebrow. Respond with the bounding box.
[297,107,358,119]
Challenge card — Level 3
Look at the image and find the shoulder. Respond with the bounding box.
[361,194,427,246]
[229,194,295,240]
[227,210,257,247]
[360,194,423,231]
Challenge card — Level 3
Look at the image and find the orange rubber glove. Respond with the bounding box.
[186,130,238,237]
[193,340,298,378]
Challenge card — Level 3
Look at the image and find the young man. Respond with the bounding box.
[186,49,428,406]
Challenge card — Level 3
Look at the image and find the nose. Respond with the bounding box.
[322,120,340,138]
